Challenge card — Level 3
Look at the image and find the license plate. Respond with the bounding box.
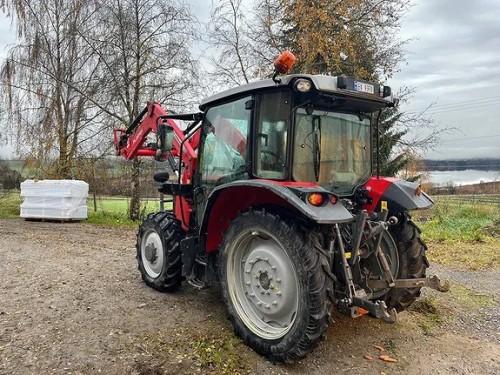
[354,81,374,94]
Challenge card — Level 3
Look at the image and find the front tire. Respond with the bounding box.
[136,212,184,292]
[218,209,334,362]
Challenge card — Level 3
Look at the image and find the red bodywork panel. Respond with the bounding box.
[362,176,398,212]
[205,185,300,252]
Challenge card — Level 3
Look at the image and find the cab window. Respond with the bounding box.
[254,91,291,179]
[200,97,251,189]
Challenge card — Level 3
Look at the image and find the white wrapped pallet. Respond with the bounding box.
[20,180,89,220]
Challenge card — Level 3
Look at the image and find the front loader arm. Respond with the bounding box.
[113,101,201,169]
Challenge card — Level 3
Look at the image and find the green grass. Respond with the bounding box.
[0,191,21,218]
[86,197,161,226]
[414,200,500,270]
[417,201,498,242]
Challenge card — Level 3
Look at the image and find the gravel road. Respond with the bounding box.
[0,218,499,375]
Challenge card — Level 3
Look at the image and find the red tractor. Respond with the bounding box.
[114,52,449,361]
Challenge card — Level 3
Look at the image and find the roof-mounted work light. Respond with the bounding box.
[294,79,312,92]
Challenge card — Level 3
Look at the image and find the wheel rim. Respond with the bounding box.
[141,229,164,278]
[226,228,299,340]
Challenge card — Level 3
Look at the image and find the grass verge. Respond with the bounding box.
[0,192,21,218]
[415,200,500,270]
[407,282,495,335]
[425,238,500,270]
[135,325,258,375]
[416,201,498,242]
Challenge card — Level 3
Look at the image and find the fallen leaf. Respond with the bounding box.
[364,354,373,361]
[373,345,385,351]
[379,355,397,363]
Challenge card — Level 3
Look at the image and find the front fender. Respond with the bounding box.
[364,177,434,213]
[201,180,354,252]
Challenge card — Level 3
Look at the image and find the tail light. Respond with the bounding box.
[307,193,325,207]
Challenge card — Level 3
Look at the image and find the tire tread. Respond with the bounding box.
[136,212,184,292]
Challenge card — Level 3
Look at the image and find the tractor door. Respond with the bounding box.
[195,96,252,224]
[253,90,291,180]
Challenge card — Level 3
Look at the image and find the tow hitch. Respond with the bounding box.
[341,275,450,324]
[338,288,398,323]
[367,274,451,293]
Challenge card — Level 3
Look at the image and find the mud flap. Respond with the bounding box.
[181,236,198,276]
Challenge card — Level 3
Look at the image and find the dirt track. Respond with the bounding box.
[0,218,499,375]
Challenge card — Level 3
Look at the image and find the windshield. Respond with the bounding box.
[293,108,371,196]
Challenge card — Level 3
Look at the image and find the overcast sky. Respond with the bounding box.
[1,0,499,160]
[390,0,500,160]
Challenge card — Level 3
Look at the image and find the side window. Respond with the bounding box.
[254,91,291,179]
[201,96,251,189]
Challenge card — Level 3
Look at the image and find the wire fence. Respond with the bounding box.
[434,194,500,207]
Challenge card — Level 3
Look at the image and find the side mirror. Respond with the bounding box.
[156,123,174,159]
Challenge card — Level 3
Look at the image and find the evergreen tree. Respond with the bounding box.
[250,0,453,178]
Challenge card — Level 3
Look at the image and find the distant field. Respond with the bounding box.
[88,196,162,213]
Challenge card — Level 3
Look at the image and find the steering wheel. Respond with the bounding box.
[260,150,281,169]
[261,150,280,159]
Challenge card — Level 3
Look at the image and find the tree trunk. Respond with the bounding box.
[129,157,141,221]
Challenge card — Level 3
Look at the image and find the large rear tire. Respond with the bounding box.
[136,212,184,292]
[384,216,428,311]
[218,209,334,362]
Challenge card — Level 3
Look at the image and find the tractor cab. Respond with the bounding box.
[196,72,396,201]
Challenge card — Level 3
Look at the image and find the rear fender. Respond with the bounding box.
[200,180,353,252]
[363,177,434,213]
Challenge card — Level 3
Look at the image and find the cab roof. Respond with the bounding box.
[199,74,395,111]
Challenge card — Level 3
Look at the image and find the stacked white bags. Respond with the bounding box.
[20,180,89,220]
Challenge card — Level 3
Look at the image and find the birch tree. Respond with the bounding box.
[84,0,198,220]
[1,0,102,178]
[1,0,199,219]
[208,0,256,87]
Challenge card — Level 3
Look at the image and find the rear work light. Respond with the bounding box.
[294,79,312,92]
